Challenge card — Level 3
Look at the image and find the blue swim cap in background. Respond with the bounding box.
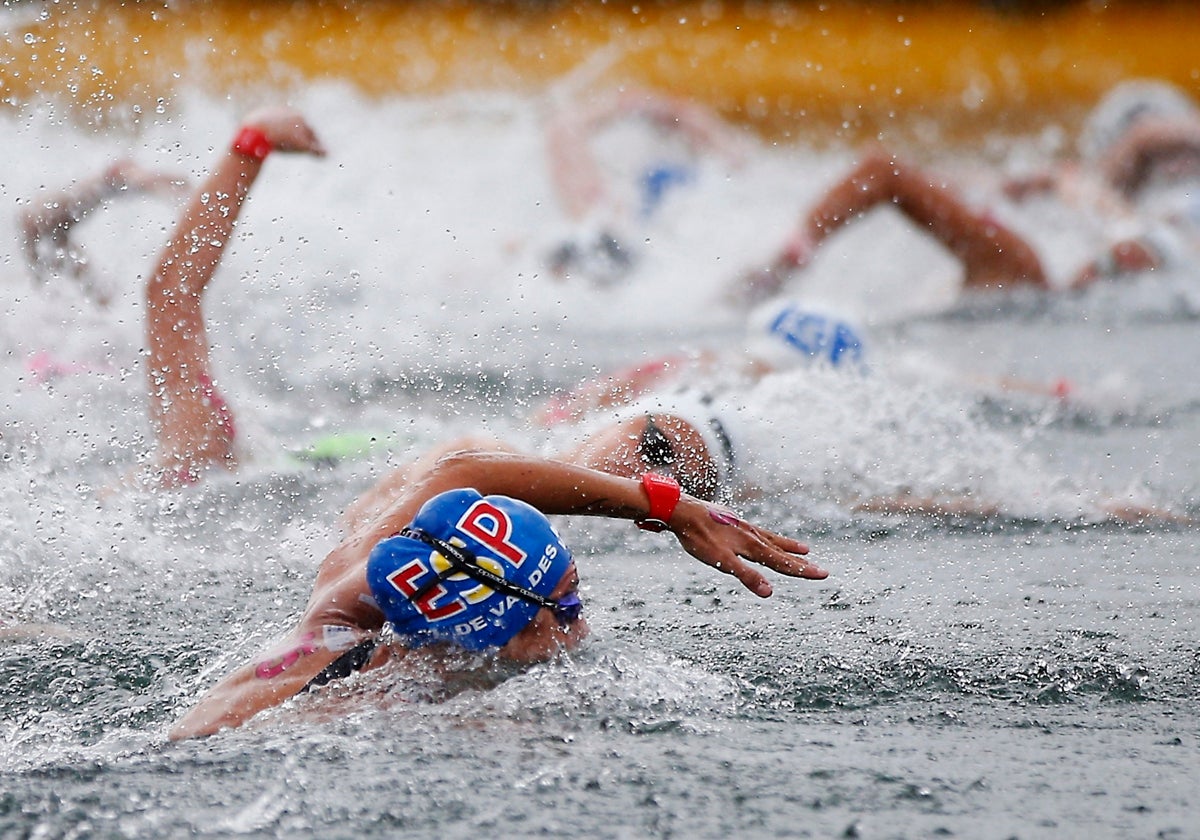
[640,162,694,219]
[367,489,572,651]
[745,298,868,371]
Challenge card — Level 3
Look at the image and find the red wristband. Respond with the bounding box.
[231,126,272,161]
[636,472,681,532]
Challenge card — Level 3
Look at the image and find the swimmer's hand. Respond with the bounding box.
[668,497,827,598]
[242,107,328,157]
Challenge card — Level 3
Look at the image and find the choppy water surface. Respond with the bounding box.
[2,84,1199,839]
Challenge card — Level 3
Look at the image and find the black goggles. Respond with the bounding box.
[400,527,583,627]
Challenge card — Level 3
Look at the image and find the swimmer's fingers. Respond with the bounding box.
[735,523,827,582]
[243,107,328,157]
[700,546,775,599]
[673,527,773,597]
[671,500,827,598]
[706,503,819,572]
[755,527,810,558]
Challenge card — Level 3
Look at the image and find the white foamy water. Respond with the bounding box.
[2,84,1200,839]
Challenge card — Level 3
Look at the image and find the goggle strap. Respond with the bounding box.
[399,527,559,611]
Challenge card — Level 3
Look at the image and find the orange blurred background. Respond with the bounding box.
[2,0,1198,142]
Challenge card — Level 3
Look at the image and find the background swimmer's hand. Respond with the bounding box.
[242,107,328,157]
[668,497,827,597]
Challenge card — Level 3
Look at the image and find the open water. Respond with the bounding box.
[1,80,1199,839]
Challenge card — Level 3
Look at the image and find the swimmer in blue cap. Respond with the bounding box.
[170,450,825,739]
[366,488,579,653]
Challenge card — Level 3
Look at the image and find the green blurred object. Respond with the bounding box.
[291,432,388,466]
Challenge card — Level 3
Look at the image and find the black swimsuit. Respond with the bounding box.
[300,637,378,693]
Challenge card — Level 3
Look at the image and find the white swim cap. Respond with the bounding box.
[745,299,867,371]
[1079,80,1200,162]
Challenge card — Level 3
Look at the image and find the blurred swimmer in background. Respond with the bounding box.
[17,109,326,488]
[734,80,1200,305]
[139,106,326,487]
[502,292,1172,522]
[534,298,867,428]
[544,86,748,285]
[1008,78,1200,288]
[18,159,189,307]
[1067,79,1200,211]
[170,451,826,739]
[543,300,869,504]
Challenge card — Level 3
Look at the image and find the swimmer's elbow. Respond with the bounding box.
[429,449,506,482]
[425,448,530,495]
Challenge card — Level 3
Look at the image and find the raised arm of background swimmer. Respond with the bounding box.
[615,88,747,163]
[148,107,326,308]
[168,452,825,739]
[146,108,326,482]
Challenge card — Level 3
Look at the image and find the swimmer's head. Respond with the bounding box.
[1079,80,1200,162]
[745,298,868,371]
[366,489,578,652]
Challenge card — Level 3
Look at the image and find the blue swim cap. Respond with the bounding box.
[746,299,867,370]
[367,489,572,651]
[640,162,694,219]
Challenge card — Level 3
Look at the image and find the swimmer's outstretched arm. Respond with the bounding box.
[146,107,326,483]
[19,160,190,305]
[169,452,824,739]
[608,88,747,163]
[20,160,187,271]
[388,451,828,596]
[167,604,386,741]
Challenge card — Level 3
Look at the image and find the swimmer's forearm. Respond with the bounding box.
[405,451,826,584]
[150,152,260,299]
[168,626,361,740]
[168,666,301,740]
[419,451,657,520]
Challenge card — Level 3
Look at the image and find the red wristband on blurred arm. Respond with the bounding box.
[232,126,272,161]
[636,472,681,532]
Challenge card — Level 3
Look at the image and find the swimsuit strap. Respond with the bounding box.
[300,637,378,693]
[697,393,736,477]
